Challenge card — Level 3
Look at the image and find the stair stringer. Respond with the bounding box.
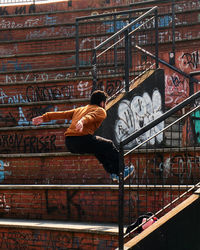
[123,189,200,250]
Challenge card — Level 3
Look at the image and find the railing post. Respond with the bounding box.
[171,0,176,55]
[154,8,159,69]
[124,30,130,92]
[92,49,97,93]
[118,142,125,250]
[75,20,79,75]
[169,0,176,65]
[114,14,118,71]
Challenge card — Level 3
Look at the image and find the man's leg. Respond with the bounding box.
[65,135,134,181]
[65,135,121,174]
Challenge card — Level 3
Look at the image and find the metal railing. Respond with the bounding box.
[75,0,200,77]
[75,6,157,75]
[117,85,200,249]
[91,6,158,96]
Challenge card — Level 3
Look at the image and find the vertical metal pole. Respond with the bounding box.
[129,13,132,69]
[172,0,175,54]
[189,76,194,96]
[124,30,130,92]
[114,14,118,71]
[92,49,97,93]
[169,0,176,65]
[75,20,79,75]
[155,9,159,69]
[118,143,125,250]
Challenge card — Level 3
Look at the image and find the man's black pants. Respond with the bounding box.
[65,135,122,175]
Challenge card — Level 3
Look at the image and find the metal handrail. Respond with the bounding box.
[134,44,199,84]
[76,7,153,22]
[121,89,200,147]
[125,102,200,156]
[94,6,158,52]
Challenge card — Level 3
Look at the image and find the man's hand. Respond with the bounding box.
[76,119,84,132]
[32,116,44,126]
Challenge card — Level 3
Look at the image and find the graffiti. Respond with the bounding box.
[26,105,58,123]
[0,5,36,16]
[0,111,17,126]
[0,77,123,104]
[0,59,32,72]
[5,72,75,84]
[0,229,116,249]
[0,84,74,104]
[159,30,200,43]
[115,89,164,149]
[103,14,189,34]
[18,107,29,126]
[26,25,75,40]
[165,72,189,105]
[17,105,70,127]
[0,134,57,153]
[132,153,200,185]
[77,80,92,97]
[0,193,10,212]
[156,154,195,184]
[0,160,11,184]
[0,88,26,104]
[174,1,200,12]
[191,110,200,144]
[80,37,105,50]
[94,79,123,96]
[0,44,18,56]
[26,85,74,102]
[46,190,85,221]
[0,17,40,29]
[178,50,200,71]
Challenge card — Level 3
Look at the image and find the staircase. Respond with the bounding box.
[0,0,199,249]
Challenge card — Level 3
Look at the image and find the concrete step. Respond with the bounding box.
[0,145,199,184]
[0,184,193,224]
[0,153,109,184]
[0,218,118,249]
[0,72,124,103]
[0,51,76,71]
[0,36,76,56]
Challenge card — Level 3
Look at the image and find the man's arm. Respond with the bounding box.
[32,109,75,126]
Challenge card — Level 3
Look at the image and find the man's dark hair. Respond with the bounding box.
[90,90,108,106]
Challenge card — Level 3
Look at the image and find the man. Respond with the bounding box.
[32,90,134,182]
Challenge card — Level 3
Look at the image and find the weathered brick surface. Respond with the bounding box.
[128,151,200,185]
[0,127,66,154]
[0,68,83,85]
[0,79,91,104]
[0,150,199,185]
[0,37,75,56]
[0,24,76,42]
[0,0,199,248]
[0,226,118,250]
[0,52,76,71]
[0,75,124,104]
[0,154,109,184]
[0,100,88,127]
[0,187,189,223]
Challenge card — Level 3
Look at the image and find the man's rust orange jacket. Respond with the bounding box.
[42,104,107,136]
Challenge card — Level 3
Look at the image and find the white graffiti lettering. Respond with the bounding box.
[115,89,164,149]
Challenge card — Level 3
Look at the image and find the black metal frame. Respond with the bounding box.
[75,7,154,76]
[91,6,158,94]
[118,87,200,249]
